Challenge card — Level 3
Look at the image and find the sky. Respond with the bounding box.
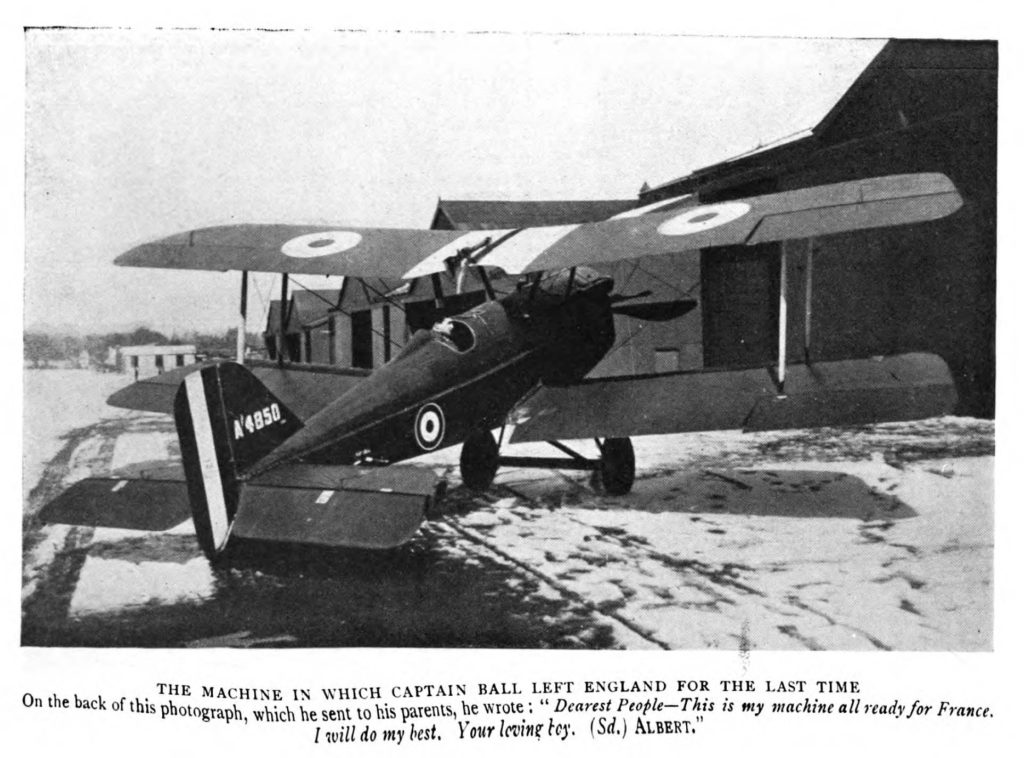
[24,31,885,336]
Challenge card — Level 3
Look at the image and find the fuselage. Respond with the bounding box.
[246,268,616,476]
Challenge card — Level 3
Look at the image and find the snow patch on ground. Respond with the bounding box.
[447,450,993,651]
[69,556,214,616]
[110,431,177,471]
[23,369,132,500]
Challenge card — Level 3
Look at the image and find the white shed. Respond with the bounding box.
[116,344,197,379]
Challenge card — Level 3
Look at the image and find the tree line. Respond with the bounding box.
[23,327,264,368]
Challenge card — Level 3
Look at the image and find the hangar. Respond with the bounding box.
[264,284,408,369]
[638,39,996,417]
[264,39,995,416]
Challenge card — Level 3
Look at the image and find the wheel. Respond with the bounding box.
[599,437,635,495]
[460,429,499,491]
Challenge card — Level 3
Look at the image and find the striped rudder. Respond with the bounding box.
[173,363,302,558]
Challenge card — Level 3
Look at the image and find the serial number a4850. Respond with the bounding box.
[233,403,282,439]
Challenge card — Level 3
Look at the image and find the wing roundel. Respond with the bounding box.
[115,224,470,278]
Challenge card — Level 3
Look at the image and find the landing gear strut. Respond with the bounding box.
[596,437,635,495]
[460,432,635,495]
[460,429,499,491]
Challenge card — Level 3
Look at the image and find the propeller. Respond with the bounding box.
[609,290,698,321]
[516,269,698,322]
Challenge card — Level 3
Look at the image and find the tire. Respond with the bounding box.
[600,437,635,495]
[460,429,499,491]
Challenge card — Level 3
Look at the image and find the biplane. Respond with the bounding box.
[40,173,963,560]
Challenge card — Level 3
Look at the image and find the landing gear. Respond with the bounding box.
[596,437,635,495]
[471,434,635,495]
[460,429,499,491]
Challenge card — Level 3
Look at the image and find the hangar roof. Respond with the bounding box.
[266,290,339,335]
[640,39,997,203]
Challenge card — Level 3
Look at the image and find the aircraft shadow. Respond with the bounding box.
[501,468,917,521]
[22,527,616,649]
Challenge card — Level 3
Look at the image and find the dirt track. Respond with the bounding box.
[22,370,993,650]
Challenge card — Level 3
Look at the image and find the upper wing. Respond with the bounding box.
[116,224,482,279]
[517,172,961,273]
[115,173,961,279]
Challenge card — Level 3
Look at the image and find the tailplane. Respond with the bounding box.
[173,362,302,557]
[40,362,442,560]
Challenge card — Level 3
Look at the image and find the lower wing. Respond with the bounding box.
[508,352,957,442]
[107,359,370,419]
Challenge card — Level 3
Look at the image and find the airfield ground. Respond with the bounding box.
[22,368,993,650]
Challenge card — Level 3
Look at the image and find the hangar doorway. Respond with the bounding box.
[700,244,780,369]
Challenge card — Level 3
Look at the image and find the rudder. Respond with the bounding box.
[173,362,302,558]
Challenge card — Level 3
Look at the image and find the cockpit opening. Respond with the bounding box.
[432,318,476,353]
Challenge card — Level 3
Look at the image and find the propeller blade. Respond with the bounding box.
[608,289,653,304]
[611,299,698,321]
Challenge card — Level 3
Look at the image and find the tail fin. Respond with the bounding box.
[173,362,302,558]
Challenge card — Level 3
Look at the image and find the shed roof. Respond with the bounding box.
[291,289,340,325]
[265,289,339,335]
[118,344,196,355]
[265,301,289,335]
